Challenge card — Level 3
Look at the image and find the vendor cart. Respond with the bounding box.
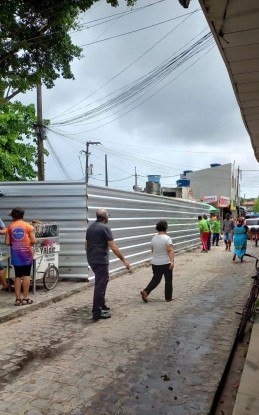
[32,223,60,293]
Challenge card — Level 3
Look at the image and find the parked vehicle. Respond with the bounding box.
[245,218,259,246]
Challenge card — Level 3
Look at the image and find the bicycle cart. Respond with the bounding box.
[32,223,60,294]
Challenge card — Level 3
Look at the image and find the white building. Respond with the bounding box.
[184,163,239,210]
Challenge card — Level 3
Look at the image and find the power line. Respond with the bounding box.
[79,0,167,26]
[80,11,201,47]
[51,32,212,127]
[52,40,214,133]
[45,137,72,180]
[14,0,170,45]
[51,11,201,121]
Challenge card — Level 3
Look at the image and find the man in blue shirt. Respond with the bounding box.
[85,208,131,321]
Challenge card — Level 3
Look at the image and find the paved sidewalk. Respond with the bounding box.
[0,280,88,323]
[0,243,256,415]
[233,313,259,415]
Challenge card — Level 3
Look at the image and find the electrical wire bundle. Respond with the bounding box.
[51,32,213,128]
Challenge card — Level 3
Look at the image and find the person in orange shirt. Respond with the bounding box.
[5,208,36,306]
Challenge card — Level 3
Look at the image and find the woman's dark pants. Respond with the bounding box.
[144,264,173,301]
[89,263,109,318]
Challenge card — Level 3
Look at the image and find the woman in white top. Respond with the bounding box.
[141,220,174,302]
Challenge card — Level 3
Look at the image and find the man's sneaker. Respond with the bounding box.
[93,311,111,321]
[102,304,110,311]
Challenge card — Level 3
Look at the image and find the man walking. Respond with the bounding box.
[85,208,131,321]
[222,213,235,251]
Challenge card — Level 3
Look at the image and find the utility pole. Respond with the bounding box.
[36,83,45,181]
[105,154,108,187]
[133,167,142,191]
[236,165,240,215]
[83,141,101,184]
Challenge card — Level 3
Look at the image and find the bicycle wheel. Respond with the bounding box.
[237,283,259,341]
[43,265,59,290]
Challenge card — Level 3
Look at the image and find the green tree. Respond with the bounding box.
[253,197,259,213]
[0,0,136,103]
[0,101,39,180]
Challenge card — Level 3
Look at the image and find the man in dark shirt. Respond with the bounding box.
[85,208,131,321]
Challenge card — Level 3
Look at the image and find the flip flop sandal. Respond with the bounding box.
[15,299,22,306]
[21,298,33,305]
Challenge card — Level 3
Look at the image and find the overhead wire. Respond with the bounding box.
[50,40,214,134]
[51,31,213,127]
[79,0,167,26]
[51,9,201,120]
[80,11,200,46]
[13,0,170,45]
[45,137,72,180]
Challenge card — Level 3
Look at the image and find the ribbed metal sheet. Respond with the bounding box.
[86,185,208,276]
[0,182,208,279]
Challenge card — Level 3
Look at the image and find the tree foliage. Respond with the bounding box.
[253,197,259,213]
[0,101,39,181]
[0,0,136,103]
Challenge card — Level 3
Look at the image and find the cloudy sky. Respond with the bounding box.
[20,0,259,198]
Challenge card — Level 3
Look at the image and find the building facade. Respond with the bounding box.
[184,163,239,211]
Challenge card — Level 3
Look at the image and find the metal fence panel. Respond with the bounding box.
[86,185,208,275]
[0,182,208,279]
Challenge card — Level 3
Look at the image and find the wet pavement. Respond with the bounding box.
[0,243,256,415]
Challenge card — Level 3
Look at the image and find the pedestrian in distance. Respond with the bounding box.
[141,220,174,303]
[203,214,213,250]
[0,217,9,291]
[222,213,235,251]
[212,214,220,246]
[85,208,131,321]
[233,217,250,262]
[198,215,210,252]
[5,208,36,306]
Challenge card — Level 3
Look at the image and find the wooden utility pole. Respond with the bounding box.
[36,83,45,181]
[105,154,108,187]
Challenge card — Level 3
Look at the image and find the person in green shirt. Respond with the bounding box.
[198,215,210,252]
[212,214,220,246]
[203,214,214,250]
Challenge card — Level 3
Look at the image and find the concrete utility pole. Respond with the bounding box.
[105,154,108,187]
[236,165,240,215]
[83,141,101,184]
[134,167,138,187]
[36,83,45,181]
[133,167,142,191]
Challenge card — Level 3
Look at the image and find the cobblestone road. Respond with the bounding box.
[0,244,256,415]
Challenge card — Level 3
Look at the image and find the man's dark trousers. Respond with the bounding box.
[90,263,109,318]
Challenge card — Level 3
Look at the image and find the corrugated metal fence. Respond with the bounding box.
[0,182,208,279]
